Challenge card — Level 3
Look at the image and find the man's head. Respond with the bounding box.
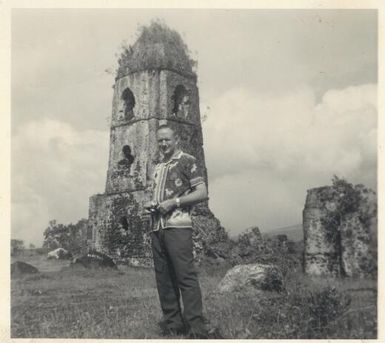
[156,124,179,159]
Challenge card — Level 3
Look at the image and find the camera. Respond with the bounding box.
[146,200,159,213]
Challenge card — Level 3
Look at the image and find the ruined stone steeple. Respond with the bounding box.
[87,22,226,263]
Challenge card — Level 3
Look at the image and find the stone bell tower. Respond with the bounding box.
[87,22,227,263]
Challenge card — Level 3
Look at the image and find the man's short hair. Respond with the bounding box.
[157,123,179,138]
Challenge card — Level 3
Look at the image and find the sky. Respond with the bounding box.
[11,9,377,246]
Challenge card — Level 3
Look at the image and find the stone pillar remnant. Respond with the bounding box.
[303,187,340,276]
[303,185,375,278]
[340,213,372,277]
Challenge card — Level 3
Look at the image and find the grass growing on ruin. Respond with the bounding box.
[117,21,196,78]
[11,254,376,339]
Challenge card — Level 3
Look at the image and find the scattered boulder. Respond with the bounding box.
[286,240,298,254]
[238,227,263,248]
[205,241,232,260]
[126,257,140,267]
[71,250,117,269]
[47,248,72,260]
[229,227,266,265]
[218,263,284,293]
[11,261,39,276]
[276,234,288,249]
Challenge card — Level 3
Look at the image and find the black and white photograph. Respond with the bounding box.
[4,2,380,340]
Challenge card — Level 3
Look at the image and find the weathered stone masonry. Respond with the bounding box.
[86,24,226,263]
[303,186,375,277]
[303,187,340,276]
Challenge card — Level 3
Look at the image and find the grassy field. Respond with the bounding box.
[11,253,377,339]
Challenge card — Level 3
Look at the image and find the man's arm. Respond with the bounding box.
[178,183,208,207]
[157,183,208,215]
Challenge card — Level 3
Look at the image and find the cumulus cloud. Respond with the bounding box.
[12,119,109,246]
[203,84,377,234]
[11,84,377,244]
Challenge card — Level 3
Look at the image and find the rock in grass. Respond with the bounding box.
[11,261,39,276]
[218,263,284,293]
[47,247,72,260]
[71,250,117,269]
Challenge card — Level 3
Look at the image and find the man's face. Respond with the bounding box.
[157,127,178,158]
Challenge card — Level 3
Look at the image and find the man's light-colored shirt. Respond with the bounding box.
[151,150,204,231]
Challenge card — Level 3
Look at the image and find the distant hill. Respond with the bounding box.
[262,224,303,242]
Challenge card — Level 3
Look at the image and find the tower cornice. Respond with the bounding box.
[115,67,197,82]
[110,116,201,130]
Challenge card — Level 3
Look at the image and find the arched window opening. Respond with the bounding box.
[117,144,135,171]
[119,217,129,232]
[172,85,190,118]
[120,87,135,120]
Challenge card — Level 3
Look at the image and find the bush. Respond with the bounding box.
[320,176,376,243]
[43,219,86,255]
[260,266,284,292]
[274,280,353,338]
[306,286,351,332]
[11,239,25,256]
[116,20,196,78]
[35,247,49,255]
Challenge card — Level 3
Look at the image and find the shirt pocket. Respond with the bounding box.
[168,172,179,181]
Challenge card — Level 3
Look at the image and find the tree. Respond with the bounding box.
[11,239,25,256]
[43,219,87,255]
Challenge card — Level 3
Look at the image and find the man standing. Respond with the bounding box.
[145,124,208,338]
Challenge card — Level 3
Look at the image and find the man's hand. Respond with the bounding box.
[157,199,177,215]
[144,201,154,210]
[144,200,159,212]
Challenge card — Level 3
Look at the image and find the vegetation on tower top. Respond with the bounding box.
[116,21,197,79]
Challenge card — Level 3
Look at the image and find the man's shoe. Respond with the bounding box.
[207,327,224,339]
[159,324,186,336]
[163,327,187,337]
[158,318,187,336]
[186,329,209,339]
[158,320,167,331]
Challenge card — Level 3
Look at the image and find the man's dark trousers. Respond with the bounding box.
[151,228,204,333]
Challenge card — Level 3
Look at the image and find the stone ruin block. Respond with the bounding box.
[238,226,264,250]
[88,191,152,264]
[340,213,372,277]
[191,204,229,261]
[303,185,375,278]
[303,187,340,277]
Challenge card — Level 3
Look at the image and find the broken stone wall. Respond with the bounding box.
[303,186,376,278]
[106,69,206,195]
[340,213,372,277]
[90,69,214,260]
[303,187,340,276]
[105,118,158,194]
[88,191,152,263]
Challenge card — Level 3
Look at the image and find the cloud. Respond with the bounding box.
[10,10,377,244]
[203,84,377,234]
[11,84,377,244]
[12,119,109,246]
